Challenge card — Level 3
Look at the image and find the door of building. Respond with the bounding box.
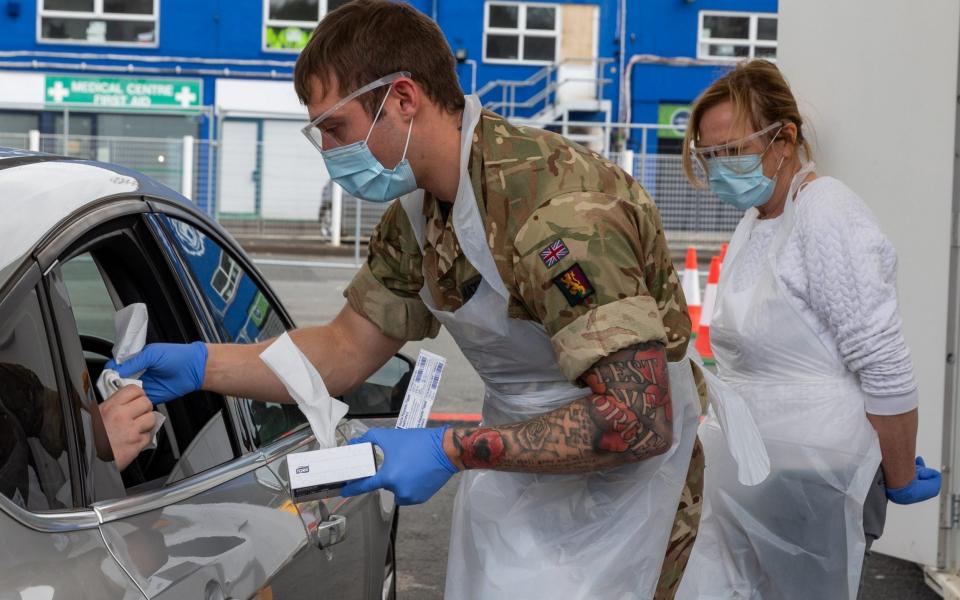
[557,4,600,106]
[218,120,260,216]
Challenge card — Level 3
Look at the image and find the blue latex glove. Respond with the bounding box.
[340,426,459,506]
[886,456,942,504]
[106,341,208,406]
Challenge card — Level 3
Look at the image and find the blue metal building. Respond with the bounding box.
[0,0,777,215]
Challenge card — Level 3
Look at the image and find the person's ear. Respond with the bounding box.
[391,78,420,121]
[778,122,798,159]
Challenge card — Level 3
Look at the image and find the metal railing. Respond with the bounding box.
[0,132,28,149]
[1,120,736,263]
[477,58,615,119]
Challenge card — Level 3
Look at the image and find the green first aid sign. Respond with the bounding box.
[44,75,203,111]
[658,103,691,139]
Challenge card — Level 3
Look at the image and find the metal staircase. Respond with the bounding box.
[476,58,614,154]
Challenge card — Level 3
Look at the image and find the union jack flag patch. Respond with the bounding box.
[538,239,570,268]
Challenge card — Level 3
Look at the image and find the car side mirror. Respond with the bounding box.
[341,353,414,418]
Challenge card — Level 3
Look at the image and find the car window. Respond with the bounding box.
[56,223,240,497]
[159,216,307,447]
[60,254,117,343]
[0,287,73,512]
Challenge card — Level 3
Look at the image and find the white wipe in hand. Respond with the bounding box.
[396,350,445,429]
[259,332,349,448]
[96,373,166,451]
[95,303,165,451]
[111,303,148,364]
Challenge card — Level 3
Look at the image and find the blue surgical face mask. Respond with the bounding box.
[321,83,417,203]
[698,122,785,211]
[706,155,779,211]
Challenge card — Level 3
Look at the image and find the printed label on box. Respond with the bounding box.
[288,442,377,496]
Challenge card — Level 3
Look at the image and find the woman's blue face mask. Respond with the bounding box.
[694,121,784,211]
[301,71,417,203]
[706,155,778,210]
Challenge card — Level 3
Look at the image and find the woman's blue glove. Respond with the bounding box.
[340,426,459,506]
[886,456,942,504]
[106,341,208,405]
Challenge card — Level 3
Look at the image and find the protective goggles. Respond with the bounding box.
[690,121,783,174]
[301,71,412,153]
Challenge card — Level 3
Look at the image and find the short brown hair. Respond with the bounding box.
[294,0,465,116]
[682,59,813,187]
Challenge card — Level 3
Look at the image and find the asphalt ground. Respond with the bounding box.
[257,256,940,600]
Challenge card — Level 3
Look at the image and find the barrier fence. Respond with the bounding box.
[2,121,737,261]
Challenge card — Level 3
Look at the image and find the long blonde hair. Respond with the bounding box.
[682,59,812,188]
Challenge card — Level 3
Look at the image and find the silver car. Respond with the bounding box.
[0,148,409,599]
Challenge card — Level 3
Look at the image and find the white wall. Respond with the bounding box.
[215,79,308,118]
[779,0,960,567]
[0,72,45,108]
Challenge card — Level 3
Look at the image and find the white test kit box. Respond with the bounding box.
[285,348,446,499]
[288,442,378,499]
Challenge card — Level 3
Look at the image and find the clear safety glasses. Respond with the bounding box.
[690,120,783,174]
[300,71,412,153]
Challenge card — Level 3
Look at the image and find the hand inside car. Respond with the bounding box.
[99,385,159,470]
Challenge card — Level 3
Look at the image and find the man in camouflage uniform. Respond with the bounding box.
[119,1,703,597]
[347,103,706,600]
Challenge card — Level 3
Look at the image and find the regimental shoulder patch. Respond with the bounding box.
[553,263,595,306]
[538,238,570,268]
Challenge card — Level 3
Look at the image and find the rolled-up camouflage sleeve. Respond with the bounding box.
[343,201,440,341]
[513,190,691,383]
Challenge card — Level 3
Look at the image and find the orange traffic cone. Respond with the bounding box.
[696,256,721,359]
[719,243,729,266]
[682,246,701,333]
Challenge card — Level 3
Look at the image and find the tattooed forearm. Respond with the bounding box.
[447,343,673,473]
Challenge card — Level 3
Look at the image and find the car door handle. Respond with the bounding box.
[314,514,347,549]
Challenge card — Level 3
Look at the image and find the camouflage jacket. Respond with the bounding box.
[345,109,691,383]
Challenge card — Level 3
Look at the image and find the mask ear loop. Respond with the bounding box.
[399,117,414,162]
[755,125,786,176]
[365,83,394,145]
[761,125,784,157]
[774,154,786,173]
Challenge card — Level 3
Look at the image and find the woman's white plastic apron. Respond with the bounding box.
[398,95,700,600]
[676,163,882,600]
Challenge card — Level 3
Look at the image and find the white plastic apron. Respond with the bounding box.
[676,163,882,600]
[399,95,699,600]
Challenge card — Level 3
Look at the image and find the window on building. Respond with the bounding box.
[698,11,778,61]
[263,0,352,53]
[484,2,560,64]
[38,0,158,46]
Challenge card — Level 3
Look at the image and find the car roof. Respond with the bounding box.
[0,147,190,287]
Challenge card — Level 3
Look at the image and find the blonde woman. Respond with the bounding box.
[676,60,940,599]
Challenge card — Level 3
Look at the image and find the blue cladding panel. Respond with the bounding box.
[0,0,776,128]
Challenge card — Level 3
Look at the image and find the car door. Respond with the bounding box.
[0,263,143,599]
[38,207,316,600]
[149,208,396,600]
